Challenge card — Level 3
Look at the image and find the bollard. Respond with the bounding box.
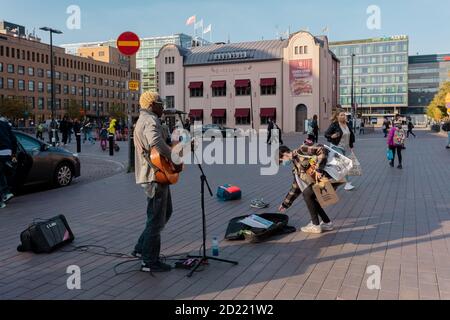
[109,134,114,156]
[76,133,81,153]
[128,134,135,173]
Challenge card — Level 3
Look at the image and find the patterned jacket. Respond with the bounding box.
[281,144,329,209]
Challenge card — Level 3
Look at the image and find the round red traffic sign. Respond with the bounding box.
[116,32,141,56]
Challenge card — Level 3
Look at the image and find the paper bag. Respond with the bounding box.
[313,179,340,208]
[348,153,362,176]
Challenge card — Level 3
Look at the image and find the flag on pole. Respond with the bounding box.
[203,24,212,34]
[194,19,203,30]
[186,15,196,26]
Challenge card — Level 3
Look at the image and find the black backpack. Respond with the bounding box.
[17,215,75,254]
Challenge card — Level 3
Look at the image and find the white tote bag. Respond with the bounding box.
[323,145,354,181]
[348,153,363,176]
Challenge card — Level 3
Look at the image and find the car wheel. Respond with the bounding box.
[54,163,73,187]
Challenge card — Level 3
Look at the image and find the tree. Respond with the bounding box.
[109,103,126,121]
[427,81,450,121]
[0,97,29,122]
[66,99,82,120]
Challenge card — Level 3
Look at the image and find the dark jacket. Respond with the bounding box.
[0,119,18,155]
[311,119,319,134]
[324,121,355,149]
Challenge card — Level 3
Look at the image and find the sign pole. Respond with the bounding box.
[116,31,140,173]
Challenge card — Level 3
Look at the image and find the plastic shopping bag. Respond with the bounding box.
[323,145,354,181]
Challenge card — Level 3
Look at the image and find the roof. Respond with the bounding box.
[182,39,288,66]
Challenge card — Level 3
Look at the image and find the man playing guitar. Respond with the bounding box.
[133,91,178,273]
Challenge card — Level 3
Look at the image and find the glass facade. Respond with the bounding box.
[408,54,450,114]
[330,36,409,116]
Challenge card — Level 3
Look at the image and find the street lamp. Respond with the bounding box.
[40,27,63,146]
[350,53,356,126]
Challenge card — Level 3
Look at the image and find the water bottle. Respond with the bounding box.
[212,237,219,257]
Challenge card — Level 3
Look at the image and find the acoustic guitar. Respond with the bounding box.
[148,145,184,185]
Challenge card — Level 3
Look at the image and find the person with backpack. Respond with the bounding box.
[387,115,406,169]
[407,119,416,138]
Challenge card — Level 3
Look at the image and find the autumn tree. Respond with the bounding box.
[427,81,450,121]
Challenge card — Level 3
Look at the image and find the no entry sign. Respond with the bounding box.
[117,32,141,56]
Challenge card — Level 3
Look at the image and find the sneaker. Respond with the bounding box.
[141,261,172,273]
[250,199,269,209]
[344,183,355,191]
[389,161,394,167]
[131,251,142,259]
[3,193,14,203]
[446,146,450,149]
[301,222,322,234]
[321,222,334,232]
[0,202,6,209]
[397,164,403,169]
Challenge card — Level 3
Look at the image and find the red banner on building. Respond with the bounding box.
[289,59,313,96]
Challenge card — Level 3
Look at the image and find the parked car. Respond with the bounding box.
[8,131,81,190]
[195,124,242,138]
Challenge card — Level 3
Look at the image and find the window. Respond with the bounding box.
[7,64,14,73]
[79,87,84,96]
[212,87,226,97]
[166,72,175,85]
[38,82,44,93]
[63,85,69,94]
[0,77,3,89]
[71,74,76,82]
[28,67,34,76]
[0,62,2,72]
[236,86,251,96]
[236,115,250,125]
[63,73,68,81]
[37,69,44,78]
[56,84,61,94]
[261,79,277,95]
[299,46,303,54]
[295,46,298,55]
[28,81,35,92]
[28,97,35,109]
[47,70,51,78]
[166,96,175,109]
[71,86,76,95]
[304,46,308,54]
[18,80,25,91]
[18,65,25,75]
[15,134,41,152]
[47,83,52,93]
[7,79,14,89]
[190,87,203,97]
[38,97,44,110]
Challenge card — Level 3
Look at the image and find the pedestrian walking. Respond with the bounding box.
[407,120,416,138]
[325,109,356,191]
[360,120,365,135]
[442,118,450,149]
[267,118,274,145]
[387,115,406,169]
[312,115,319,143]
[59,117,69,145]
[0,117,18,209]
[36,122,44,141]
[382,117,390,138]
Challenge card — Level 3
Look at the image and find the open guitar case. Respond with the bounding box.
[225,213,296,244]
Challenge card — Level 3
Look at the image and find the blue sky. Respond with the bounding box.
[1,0,449,54]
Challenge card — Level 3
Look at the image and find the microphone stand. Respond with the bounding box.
[186,140,238,278]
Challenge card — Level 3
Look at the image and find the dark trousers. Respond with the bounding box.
[389,146,403,165]
[303,185,331,226]
[62,131,69,144]
[135,183,173,264]
[407,129,415,138]
[0,156,12,200]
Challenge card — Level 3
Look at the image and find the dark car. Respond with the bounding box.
[196,124,242,138]
[9,131,81,189]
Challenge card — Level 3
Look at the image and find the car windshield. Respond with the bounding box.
[15,133,42,152]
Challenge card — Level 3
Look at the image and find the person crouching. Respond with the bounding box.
[277,140,335,234]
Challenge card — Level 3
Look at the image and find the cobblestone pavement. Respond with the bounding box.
[1,129,450,300]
